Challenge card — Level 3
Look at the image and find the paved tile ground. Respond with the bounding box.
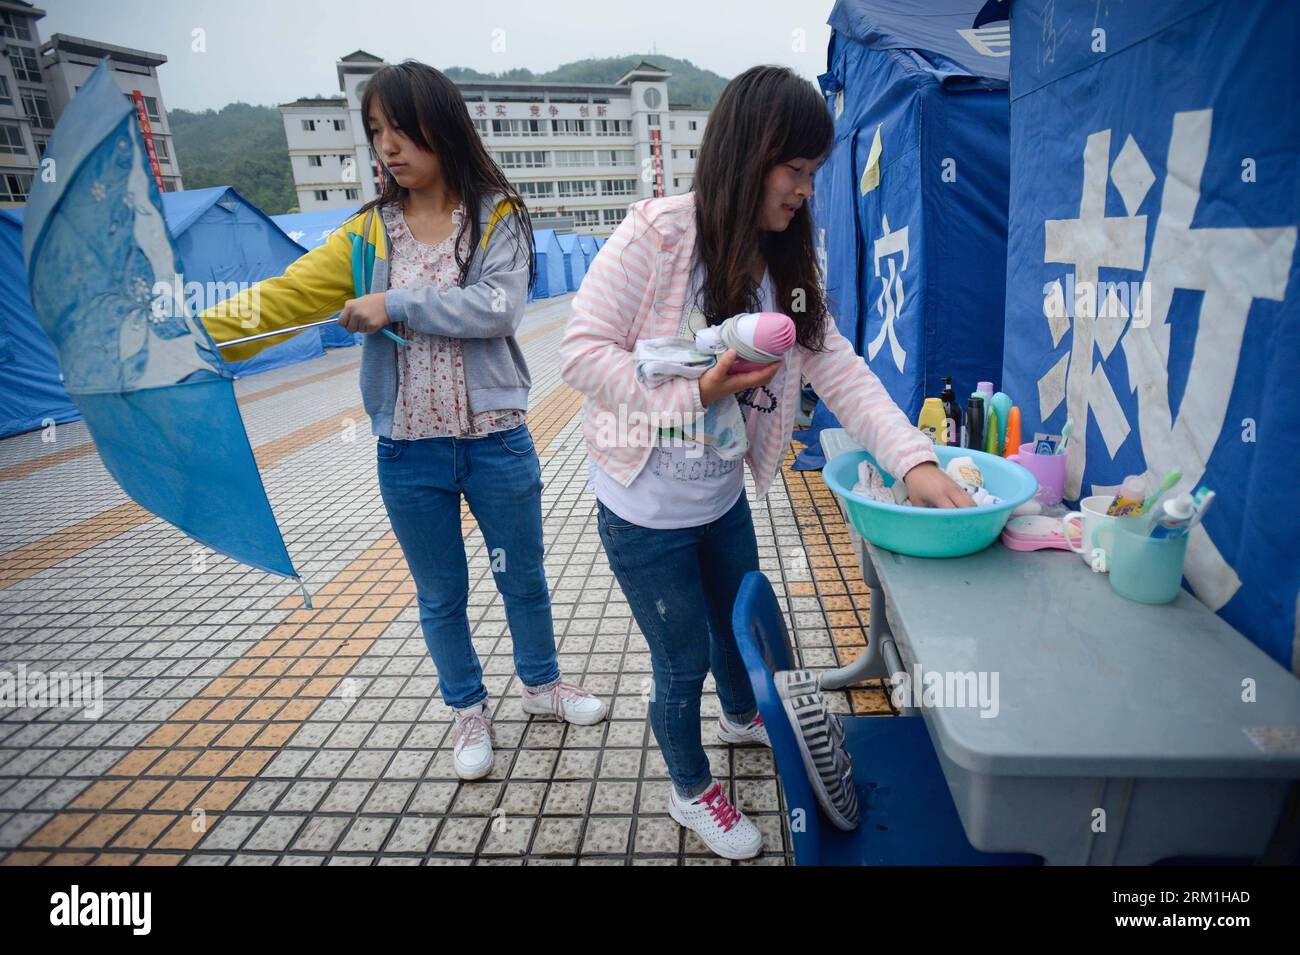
[0,293,894,866]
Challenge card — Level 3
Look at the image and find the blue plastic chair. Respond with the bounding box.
[731,571,1040,866]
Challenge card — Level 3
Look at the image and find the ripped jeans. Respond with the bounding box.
[596,494,760,798]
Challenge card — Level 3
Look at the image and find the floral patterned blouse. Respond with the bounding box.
[380,201,526,439]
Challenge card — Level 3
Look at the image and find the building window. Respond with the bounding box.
[339,154,351,163]
[161,178,179,192]
[7,47,40,83]
[600,179,636,197]
[0,76,11,107]
[152,137,169,160]
[313,190,328,201]
[603,208,626,225]
[473,118,488,135]
[308,155,323,167]
[22,96,51,135]
[554,149,595,168]
[0,122,25,155]
[128,95,162,122]
[32,134,48,159]
[550,119,589,136]
[345,188,360,200]
[572,209,601,226]
[689,149,698,159]
[557,180,598,198]
[593,119,631,137]
[595,149,635,167]
[302,119,317,132]
[669,120,675,131]
[516,181,555,199]
[493,118,545,137]
[1,172,32,203]
[0,12,33,41]
[673,178,679,188]
[496,150,548,169]
[689,120,698,131]
[333,119,346,131]
[646,113,660,128]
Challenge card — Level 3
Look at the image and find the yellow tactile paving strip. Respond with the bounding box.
[780,444,894,716]
[10,376,577,865]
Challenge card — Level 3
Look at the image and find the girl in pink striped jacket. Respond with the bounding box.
[560,66,973,860]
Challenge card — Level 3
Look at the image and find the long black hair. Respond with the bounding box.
[359,60,535,291]
[693,65,833,351]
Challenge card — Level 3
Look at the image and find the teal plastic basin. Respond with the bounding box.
[822,446,1038,558]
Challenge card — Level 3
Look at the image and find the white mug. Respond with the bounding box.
[1061,495,1119,573]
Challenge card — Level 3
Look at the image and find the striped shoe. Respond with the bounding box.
[774,669,860,831]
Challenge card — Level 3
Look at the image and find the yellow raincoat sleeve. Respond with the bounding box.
[198,216,363,363]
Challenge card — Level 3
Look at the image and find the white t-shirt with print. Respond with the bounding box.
[591,266,777,530]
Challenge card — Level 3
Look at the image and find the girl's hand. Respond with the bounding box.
[339,293,391,334]
[903,461,976,508]
[698,349,781,406]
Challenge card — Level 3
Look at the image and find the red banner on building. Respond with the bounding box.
[650,128,665,198]
[131,90,165,193]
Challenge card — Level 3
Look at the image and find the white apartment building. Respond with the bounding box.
[41,33,183,192]
[281,52,711,236]
[0,2,182,206]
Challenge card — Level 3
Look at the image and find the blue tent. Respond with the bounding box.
[795,0,1012,469]
[556,232,587,292]
[0,209,79,438]
[270,206,361,347]
[271,206,358,252]
[997,0,1300,672]
[163,187,324,374]
[578,234,599,272]
[531,228,567,299]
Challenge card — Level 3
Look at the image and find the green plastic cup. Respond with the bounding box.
[1107,518,1190,604]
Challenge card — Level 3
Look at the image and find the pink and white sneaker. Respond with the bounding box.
[668,780,763,860]
[520,680,608,726]
[718,712,770,746]
[451,703,495,781]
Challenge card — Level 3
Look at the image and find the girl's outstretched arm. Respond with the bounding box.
[802,317,939,480]
[199,222,356,363]
[560,204,704,419]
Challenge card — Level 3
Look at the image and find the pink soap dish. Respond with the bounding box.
[1000,515,1075,552]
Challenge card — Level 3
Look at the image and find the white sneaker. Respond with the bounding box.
[717,712,770,747]
[668,780,764,860]
[520,680,608,725]
[451,703,495,780]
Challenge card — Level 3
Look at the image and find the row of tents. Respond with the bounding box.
[0,187,605,439]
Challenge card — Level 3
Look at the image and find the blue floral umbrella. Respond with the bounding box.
[22,61,304,596]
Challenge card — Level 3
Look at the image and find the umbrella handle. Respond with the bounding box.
[382,327,408,346]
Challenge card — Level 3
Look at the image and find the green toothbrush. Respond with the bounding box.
[1055,419,1072,455]
[1139,469,1183,517]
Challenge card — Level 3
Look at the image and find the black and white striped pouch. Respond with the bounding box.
[775,669,860,831]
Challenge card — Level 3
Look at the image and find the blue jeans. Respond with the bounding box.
[377,424,561,709]
[596,493,760,798]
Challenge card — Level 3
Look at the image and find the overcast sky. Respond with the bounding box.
[39,0,837,111]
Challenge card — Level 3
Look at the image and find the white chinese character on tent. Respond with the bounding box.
[1041,108,1297,610]
[869,214,909,373]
